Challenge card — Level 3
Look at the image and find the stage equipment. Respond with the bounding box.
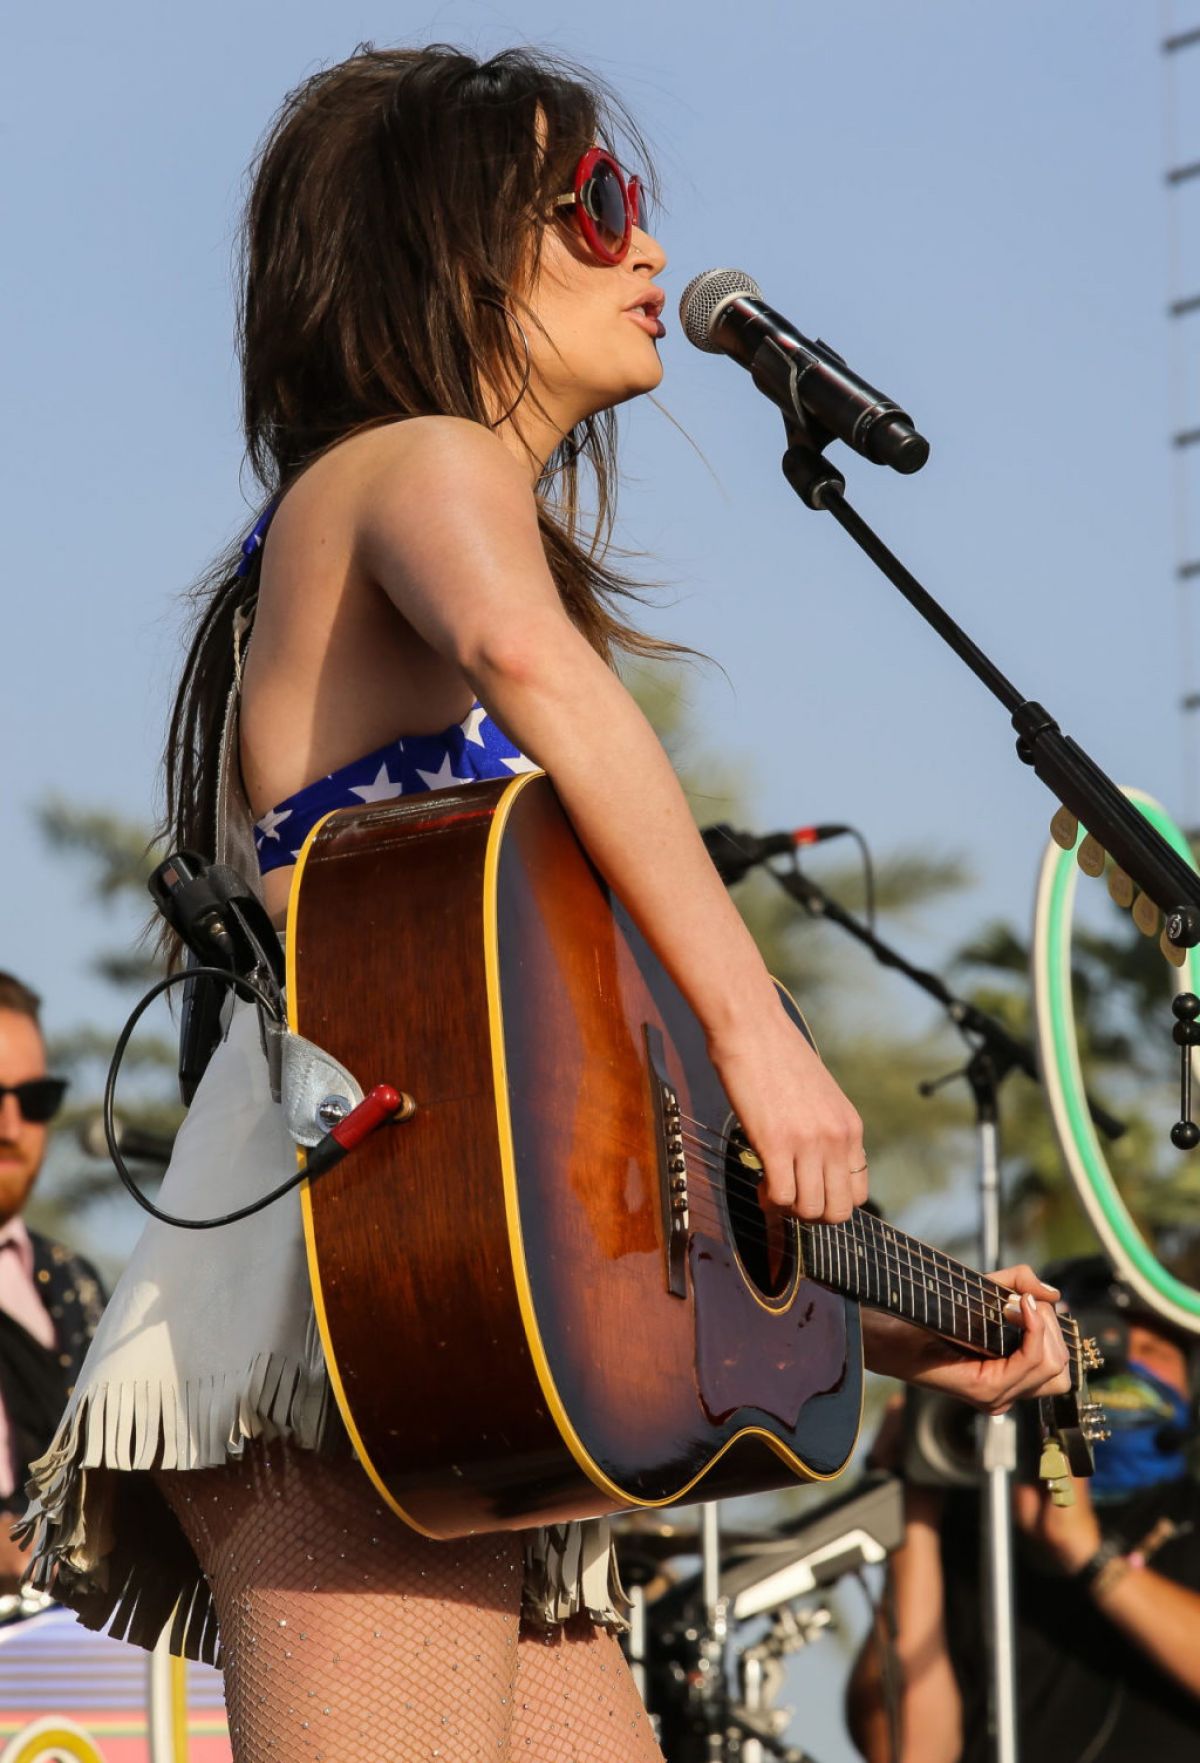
[286,769,1103,1549]
[701,823,851,885]
[679,270,929,476]
[632,1474,903,1763]
[1032,789,1200,1337]
[681,274,1200,1131]
[903,1387,981,1489]
[77,1112,175,1167]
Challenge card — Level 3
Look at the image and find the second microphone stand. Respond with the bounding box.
[750,853,1123,1763]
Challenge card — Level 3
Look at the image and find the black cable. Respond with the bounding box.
[103,966,312,1230]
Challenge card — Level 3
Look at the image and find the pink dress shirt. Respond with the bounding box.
[0,1217,57,1499]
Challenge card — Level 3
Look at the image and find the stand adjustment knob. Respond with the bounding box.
[1171,994,1200,1152]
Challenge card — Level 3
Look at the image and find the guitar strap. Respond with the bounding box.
[214,602,267,899]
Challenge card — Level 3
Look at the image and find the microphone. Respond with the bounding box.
[679,269,929,476]
[702,822,850,885]
[78,1112,176,1167]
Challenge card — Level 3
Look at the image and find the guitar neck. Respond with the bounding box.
[800,1209,1021,1359]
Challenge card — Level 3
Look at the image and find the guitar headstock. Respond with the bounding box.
[1050,804,1186,967]
[1037,1312,1109,1505]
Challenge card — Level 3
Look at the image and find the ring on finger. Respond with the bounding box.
[850,1161,869,1175]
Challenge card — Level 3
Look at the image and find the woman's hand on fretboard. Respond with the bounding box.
[861,1264,1070,1413]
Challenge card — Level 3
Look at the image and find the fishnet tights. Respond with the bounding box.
[155,1439,662,1762]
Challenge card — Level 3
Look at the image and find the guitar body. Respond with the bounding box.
[287,770,863,1539]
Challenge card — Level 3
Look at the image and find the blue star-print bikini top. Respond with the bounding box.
[253,701,538,875]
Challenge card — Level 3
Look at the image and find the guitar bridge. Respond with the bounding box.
[645,1024,688,1298]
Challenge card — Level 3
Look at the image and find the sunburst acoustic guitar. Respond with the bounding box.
[285,770,1104,1539]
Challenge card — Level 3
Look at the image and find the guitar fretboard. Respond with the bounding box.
[800,1210,1017,1358]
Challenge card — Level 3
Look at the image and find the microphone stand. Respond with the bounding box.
[756,859,1124,1763]
[776,417,1200,965]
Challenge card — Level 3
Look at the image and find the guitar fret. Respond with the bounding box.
[802,1208,1020,1361]
[864,1213,878,1307]
[806,1212,1014,1360]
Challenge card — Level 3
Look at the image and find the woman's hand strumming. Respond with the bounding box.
[707,1006,868,1225]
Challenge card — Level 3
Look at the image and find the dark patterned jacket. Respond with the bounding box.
[0,1231,105,1507]
[28,1230,106,1391]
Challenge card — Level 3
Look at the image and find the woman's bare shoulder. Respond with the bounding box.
[337,415,533,499]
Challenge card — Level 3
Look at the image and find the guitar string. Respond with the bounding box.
[675,1152,1081,1364]
[677,1114,1050,1316]
[666,1108,1085,1364]
[676,1138,1011,1321]
[677,1113,1008,1308]
[678,1171,1012,1333]
[680,1114,1007,1311]
[677,1177,1084,1374]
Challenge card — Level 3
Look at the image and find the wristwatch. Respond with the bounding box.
[1072,1536,1130,1600]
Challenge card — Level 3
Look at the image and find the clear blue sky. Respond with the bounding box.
[4,2,1194,1033]
[4,6,1198,1753]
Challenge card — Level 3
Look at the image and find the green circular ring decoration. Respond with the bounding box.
[1032,788,1200,1333]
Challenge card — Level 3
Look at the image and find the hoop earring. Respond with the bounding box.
[480,298,532,428]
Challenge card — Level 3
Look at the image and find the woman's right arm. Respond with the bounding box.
[355,418,867,1227]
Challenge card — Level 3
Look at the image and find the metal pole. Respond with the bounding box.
[978,1112,1020,1763]
[627,1583,648,1706]
[700,1501,728,1760]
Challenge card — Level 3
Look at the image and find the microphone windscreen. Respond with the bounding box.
[679,268,764,351]
[77,1113,111,1159]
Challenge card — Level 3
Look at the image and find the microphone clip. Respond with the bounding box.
[780,416,846,512]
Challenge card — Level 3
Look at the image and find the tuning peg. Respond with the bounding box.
[1082,1337,1104,1371]
[1108,867,1135,909]
[1081,1403,1111,1443]
[1050,806,1079,851]
[1133,893,1161,938]
[1077,834,1106,878]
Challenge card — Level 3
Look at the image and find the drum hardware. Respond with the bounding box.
[733,1603,835,1763]
[622,1475,903,1762]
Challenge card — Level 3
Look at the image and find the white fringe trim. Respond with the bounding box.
[521,1519,629,1636]
[15,1352,330,1666]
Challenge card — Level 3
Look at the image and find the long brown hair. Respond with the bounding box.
[163,43,683,867]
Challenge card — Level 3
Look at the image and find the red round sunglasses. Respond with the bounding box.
[552,147,643,265]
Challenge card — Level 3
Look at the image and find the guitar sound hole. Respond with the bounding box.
[724,1123,797,1300]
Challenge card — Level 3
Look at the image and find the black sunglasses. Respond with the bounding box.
[0,1078,68,1124]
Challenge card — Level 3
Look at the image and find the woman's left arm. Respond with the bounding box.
[862,1263,1070,1412]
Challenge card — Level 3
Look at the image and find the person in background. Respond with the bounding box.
[0,972,103,1595]
[846,1255,1200,1763]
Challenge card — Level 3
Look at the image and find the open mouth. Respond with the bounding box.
[625,303,666,339]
